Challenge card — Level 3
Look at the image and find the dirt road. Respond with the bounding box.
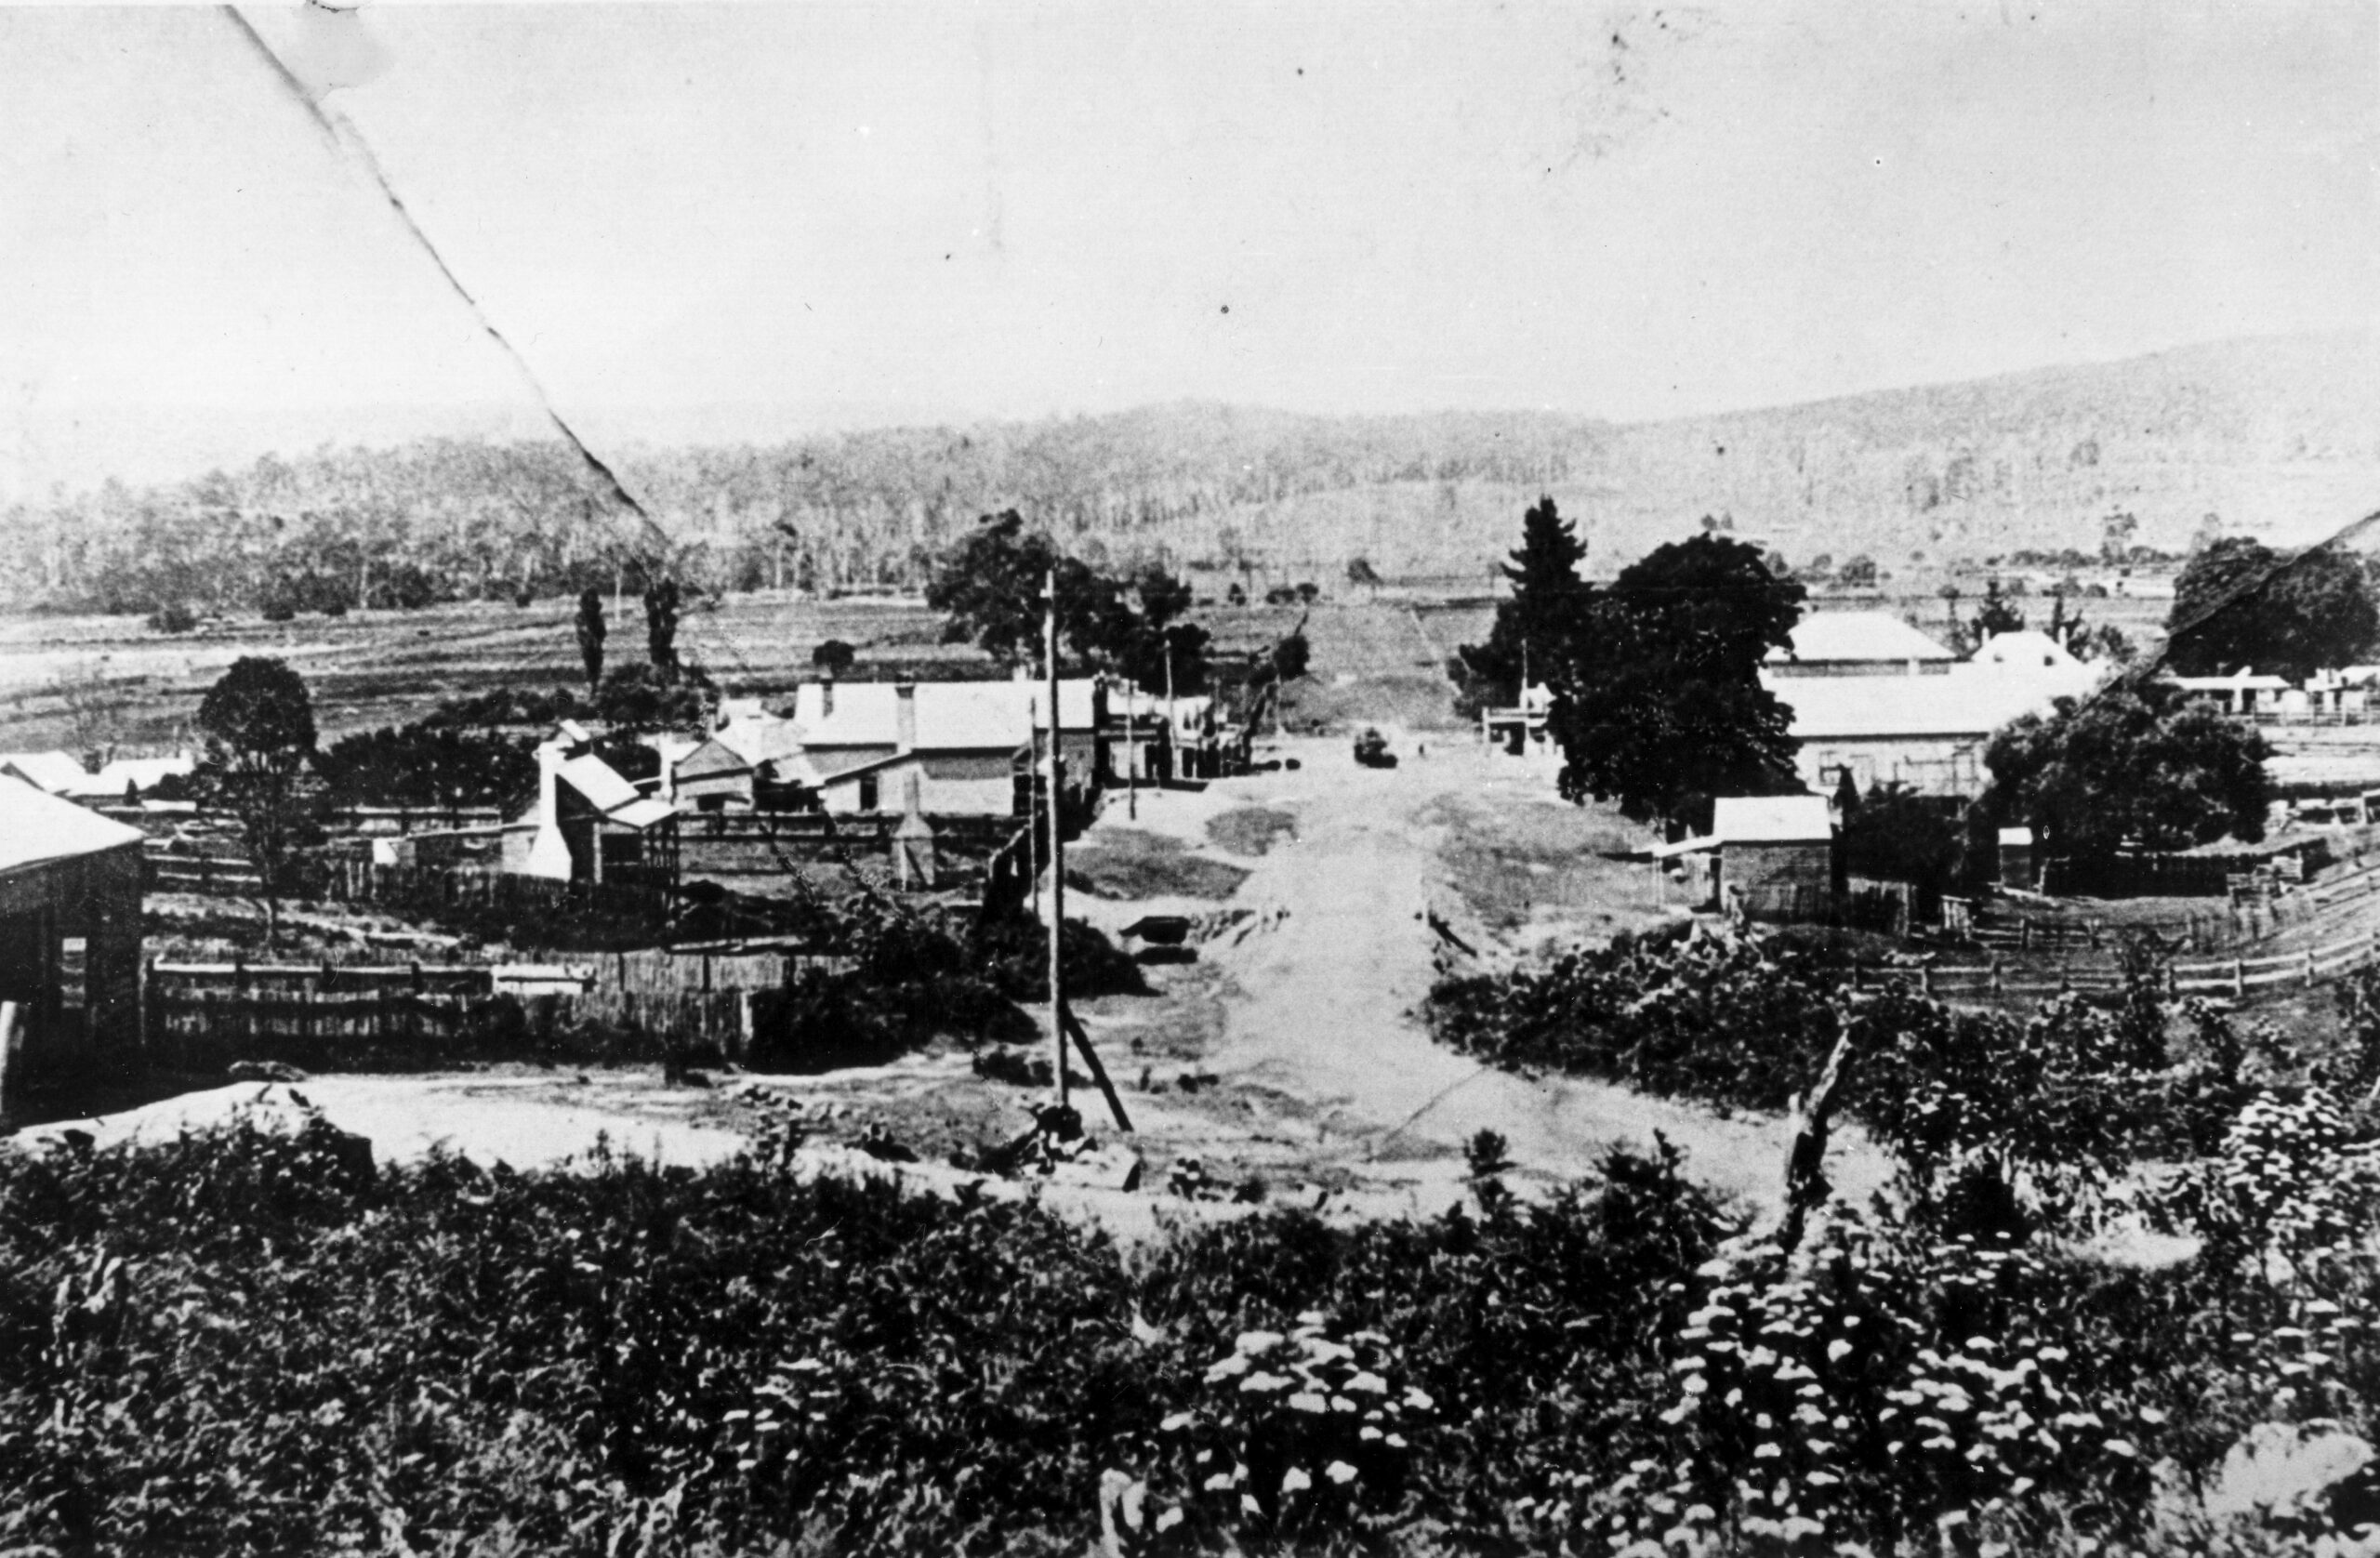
[1169,733,1889,1215]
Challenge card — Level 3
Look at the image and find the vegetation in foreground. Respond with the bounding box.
[11,934,2380,1553]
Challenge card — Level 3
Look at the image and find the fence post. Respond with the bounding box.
[2233,958,2246,999]
[1989,957,2003,997]
[1918,960,1931,997]
[2307,949,2320,988]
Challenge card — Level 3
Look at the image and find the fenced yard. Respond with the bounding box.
[141,944,855,1071]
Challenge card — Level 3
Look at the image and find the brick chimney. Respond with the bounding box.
[895,681,917,755]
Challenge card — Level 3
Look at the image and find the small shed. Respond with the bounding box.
[1997,825,2037,891]
[1712,795,1836,923]
[0,777,146,1121]
[670,738,756,812]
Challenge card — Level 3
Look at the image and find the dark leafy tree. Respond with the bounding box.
[1271,629,1312,685]
[642,576,682,673]
[1969,578,2026,641]
[1984,680,2271,859]
[1548,535,1805,826]
[1841,782,1963,902]
[597,661,717,733]
[2165,536,2378,680]
[575,588,606,695]
[925,510,1128,667]
[1452,496,1589,719]
[811,639,857,679]
[1345,557,1381,588]
[1834,554,1877,588]
[193,657,322,944]
[316,725,539,813]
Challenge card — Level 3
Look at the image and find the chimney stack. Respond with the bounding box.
[895,681,917,755]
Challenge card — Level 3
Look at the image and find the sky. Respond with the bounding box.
[0,0,2373,495]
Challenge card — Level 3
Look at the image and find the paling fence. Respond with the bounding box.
[1861,922,2380,1009]
[143,945,855,1070]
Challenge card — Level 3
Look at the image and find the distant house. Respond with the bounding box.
[781,678,1104,815]
[0,777,145,1121]
[0,751,195,803]
[665,737,756,812]
[1767,628,2099,799]
[2170,668,2294,717]
[0,751,95,796]
[1108,687,1223,780]
[514,723,680,888]
[1765,613,1959,678]
[1480,683,1555,755]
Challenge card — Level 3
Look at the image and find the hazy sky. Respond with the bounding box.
[1,1,2373,492]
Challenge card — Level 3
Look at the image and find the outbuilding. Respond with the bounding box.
[1711,795,1837,923]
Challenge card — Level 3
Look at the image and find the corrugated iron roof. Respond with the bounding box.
[556,754,643,813]
[0,751,94,795]
[1766,612,1956,665]
[0,773,145,872]
[1712,794,1833,843]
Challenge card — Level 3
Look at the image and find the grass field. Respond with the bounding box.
[0,580,2174,757]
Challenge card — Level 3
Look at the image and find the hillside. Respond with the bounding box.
[1,331,2371,617]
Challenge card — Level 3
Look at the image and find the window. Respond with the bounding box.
[857,773,879,812]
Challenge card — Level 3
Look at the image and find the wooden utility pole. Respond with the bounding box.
[1164,643,1177,782]
[1044,568,1070,1112]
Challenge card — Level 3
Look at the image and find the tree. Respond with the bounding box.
[1345,557,1382,588]
[925,510,1127,667]
[812,639,857,679]
[1984,680,2270,860]
[1271,628,1312,684]
[1834,555,1876,588]
[642,576,682,673]
[2166,537,2379,680]
[193,657,322,944]
[1547,535,1805,826]
[1451,497,1588,718]
[1841,782,1963,903]
[1969,578,2025,643]
[575,588,606,695]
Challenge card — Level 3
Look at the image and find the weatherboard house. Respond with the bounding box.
[514,723,681,889]
[778,678,1106,815]
[0,776,146,1121]
[1765,626,2099,799]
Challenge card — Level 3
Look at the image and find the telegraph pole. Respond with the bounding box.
[1044,568,1070,1112]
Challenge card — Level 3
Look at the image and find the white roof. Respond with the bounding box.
[1769,674,2077,741]
[82,755,193,795]
[2172,669,2293,692]
[1712,794,1833,843]
[555,754,644,813]
[713,709,805,765]
[610,798,681,830]
[0,751,93,794]
[1767,613,1955,666]
[1997,826,2036,846]
[0,774,145,872]
[787,679,1086,752]
[1968,630,2082,673]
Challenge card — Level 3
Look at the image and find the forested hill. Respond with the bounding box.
[3,331,2372,618]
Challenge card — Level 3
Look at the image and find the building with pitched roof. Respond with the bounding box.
[1765,612,1960,677]
[1765,628,2101,799]
[0,776,145,1119]
[515,723,680,887]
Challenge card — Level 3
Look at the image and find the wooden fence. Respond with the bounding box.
[1864,922,2380,1008]
[140,943,853,1070]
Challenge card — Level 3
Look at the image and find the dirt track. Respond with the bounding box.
[1074,732,1892,1217]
